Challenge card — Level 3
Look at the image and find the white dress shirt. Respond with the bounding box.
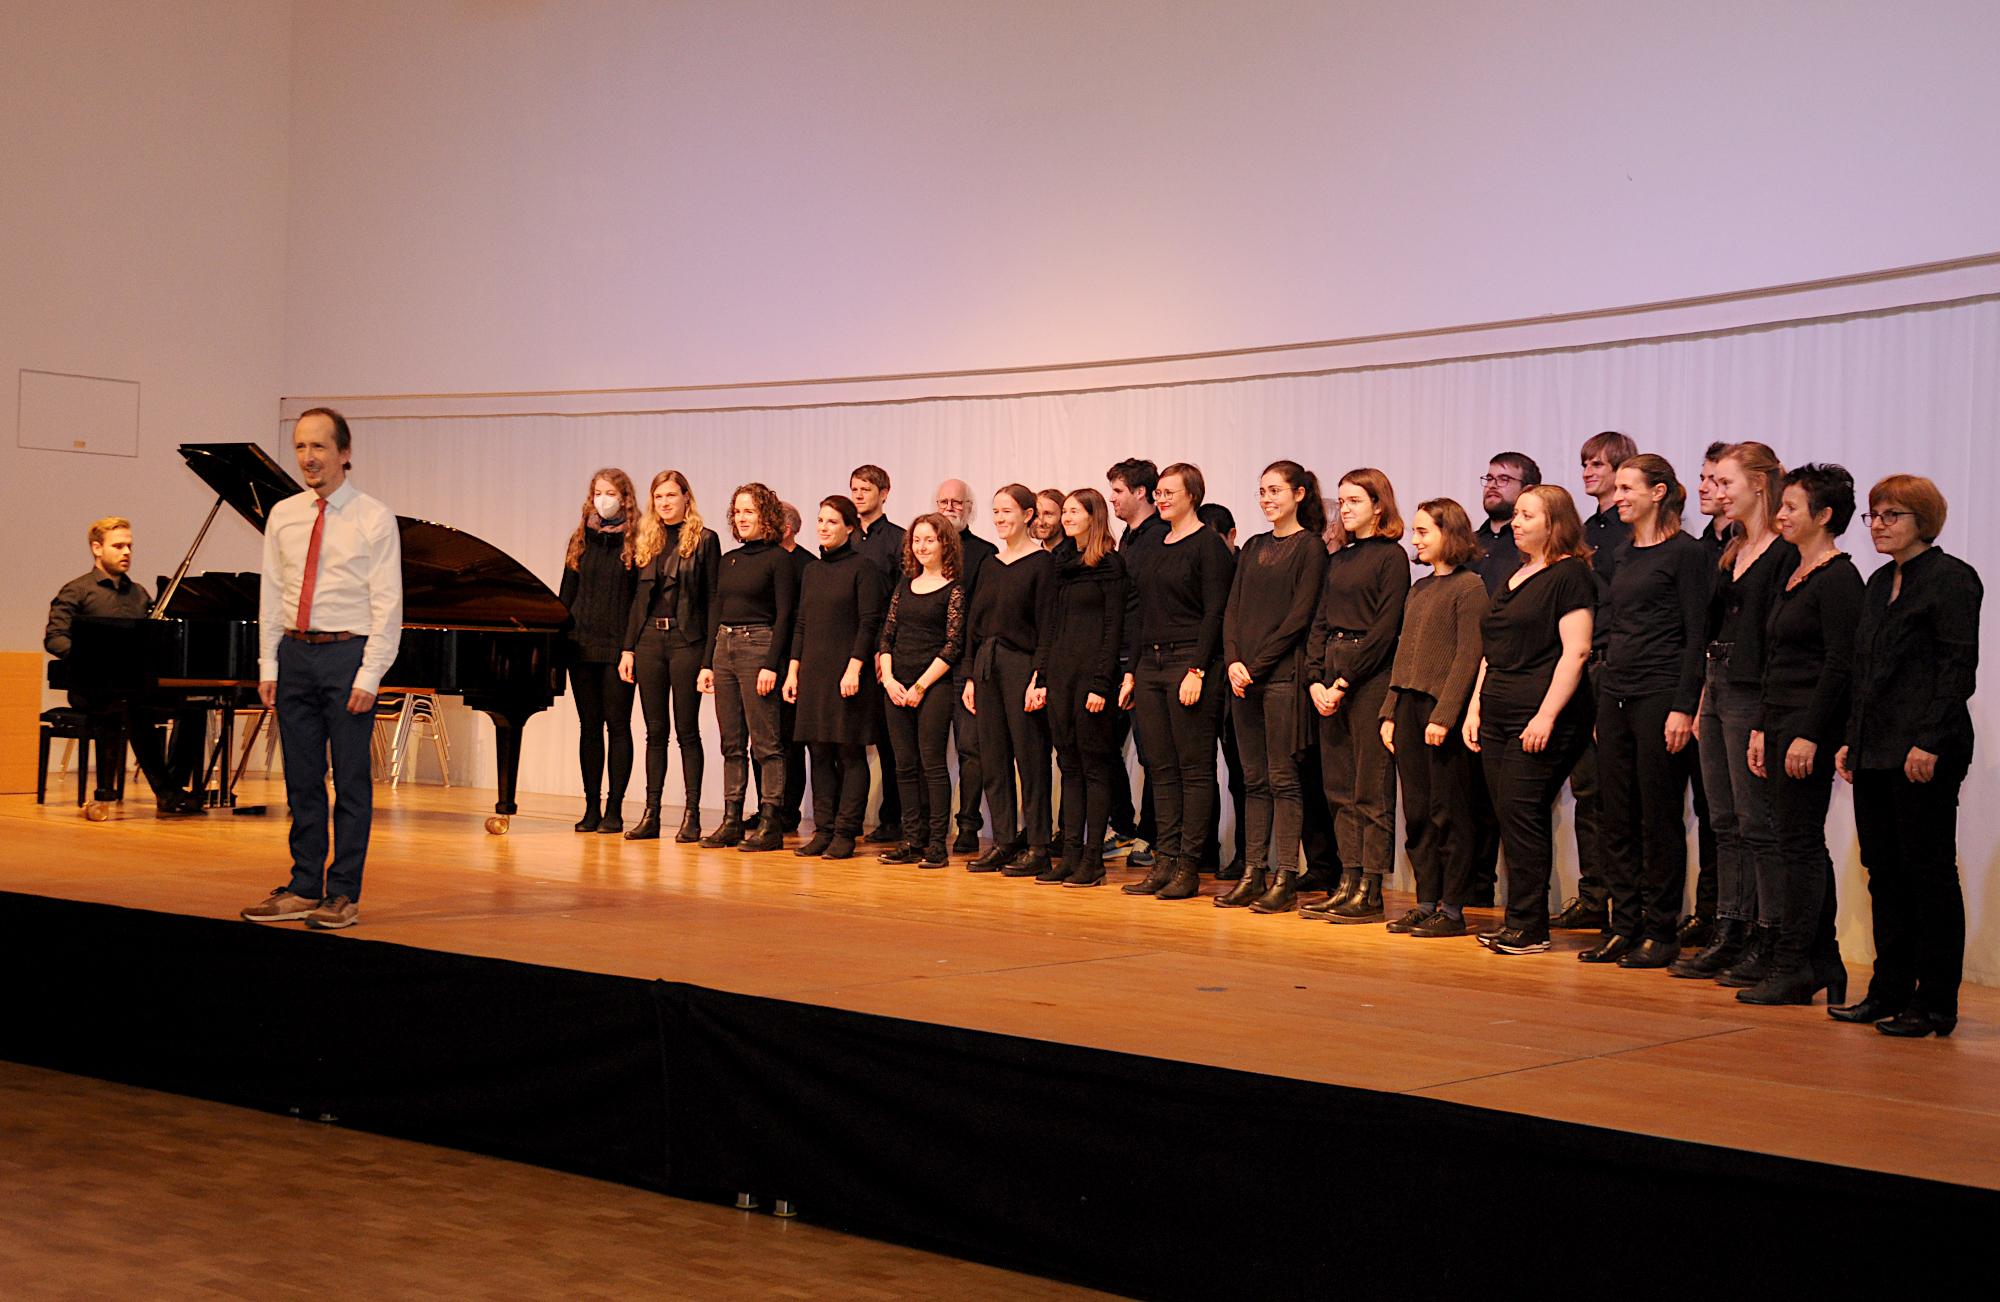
[259,481,404,693]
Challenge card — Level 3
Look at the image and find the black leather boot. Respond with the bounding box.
[1037,850,1076,884]
[1714,922,1777,988]
[700,802,744,848]
[597,806,624,834]
[824,834,856,859]
[1156,858,1202,900]
[1122,854,1175,895]
[1062,855,1106,888]
[1329,872,1384,923]
[1004,847,1051,878]
[968,841,1020,873]
[1669,915,1748,978]
[674,804,702,843]
[1302,867,1361,919]
[622,805,660,841]
[795,831,834,857]
[740,805,785,851]
[575,798,601,833]
[1251,868,1303,914]
[1215,866,1267,908]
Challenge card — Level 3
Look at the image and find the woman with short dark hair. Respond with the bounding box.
[1832,475,1982,1038]
[1738,464,1863,1005]
[783,495,886,860]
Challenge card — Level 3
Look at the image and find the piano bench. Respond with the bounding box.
[38,709,129,808]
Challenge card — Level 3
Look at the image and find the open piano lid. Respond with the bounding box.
[179,442,570,631]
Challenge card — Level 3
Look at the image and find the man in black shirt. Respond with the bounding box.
[850,465,906,840]
[936,478,997,854]
[1107,457,1165,865]
[1695,440,1734,565]
[44,517,207,814]
[1471,452,1538,594]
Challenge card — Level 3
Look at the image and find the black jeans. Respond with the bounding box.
[951,671,985,835]
[1688,748,1719,919]
[1232,679,1305,874]
[276,636,375,903]
[634,625,704,809]
[712,625,785,813]
[1566,664,1609,908]
[1393,690,1478,906]
[886,681,955,848]
[1482,704,1594,939]
[1131,646,1226,861]
[1296,742,1341,877]
[1853,759,1968,1015]
[1319,669,1397,876]
[1049,674,1121,860]
[808,741,869,838]
[1597,687,1694,942]
[1201,710,1247,870]
[1698,660,1779,923]
[1106,702,1156,843]
[871,696,901,826]
[975,646,1052,849]
[570,660,635,812]
[1763,721,1840,972]
[753,697,808,828]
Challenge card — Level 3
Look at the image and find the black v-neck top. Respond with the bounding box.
[1479,556,1596,724]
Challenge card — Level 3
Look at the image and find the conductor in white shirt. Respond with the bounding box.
[241,408,403,930]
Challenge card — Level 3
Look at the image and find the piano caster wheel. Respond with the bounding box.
[485,815,510,835]
[83,802,111,823]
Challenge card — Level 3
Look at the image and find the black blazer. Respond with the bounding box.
[1845,546,1982,768]
[623,526,722,663]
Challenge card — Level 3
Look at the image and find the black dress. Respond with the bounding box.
[791,542,886,745]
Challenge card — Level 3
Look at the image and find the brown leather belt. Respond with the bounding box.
[285,629,358,644]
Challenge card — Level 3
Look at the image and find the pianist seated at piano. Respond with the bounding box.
[44,517,210,815]
[240,408,403,932]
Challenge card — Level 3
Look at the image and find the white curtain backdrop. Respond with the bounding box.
[353,294,2000,983]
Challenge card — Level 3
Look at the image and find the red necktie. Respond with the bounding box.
[295,497,328,632]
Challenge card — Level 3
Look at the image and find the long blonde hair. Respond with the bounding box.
[564,469,637,572]
[635,469,705,566]
[1717,442,1782,570]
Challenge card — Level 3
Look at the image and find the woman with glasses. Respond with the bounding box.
[1737,465,1863,1005]
[1120,463,1235,901]
[1217,461,1329,912]
[1831,477,1982,1038]
[1302,469,1409,924]
[1039,488,1127,887]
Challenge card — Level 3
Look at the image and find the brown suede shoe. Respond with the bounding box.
[304,895,359,930]
[241,888,320,923]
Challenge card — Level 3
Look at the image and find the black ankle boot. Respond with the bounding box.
[1004,847,1050,878]
[1669,915,1748,978]
[1330,872,1384,923]
[1216,867,1267,908]
[969,841,1020,873]
[1063,855,1106,888]
[700,802,744,848]
[622,806,660,841]
[1123,855,1175,895]
[597,807,624,834]
[1715,922,1777,988]
[740,806,785,851]
[1303,868,1361,918]
[1156,858,1202,900]
[575,801,602,833]
[1251,868,1303,914]
[1736,965,1824,1005]
[795,831,834,857]
[675,806,702,843]
[824,834,856,859]
[1037,850,1076,884]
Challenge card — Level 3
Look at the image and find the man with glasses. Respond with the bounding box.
[1471,453,1539,593]
[935,478,998,855]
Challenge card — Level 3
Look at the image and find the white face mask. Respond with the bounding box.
[594,494,622,521]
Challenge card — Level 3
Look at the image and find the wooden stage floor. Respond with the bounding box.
[7,780,1998,1192]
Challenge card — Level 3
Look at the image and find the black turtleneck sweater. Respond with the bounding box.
[706,538,800,671]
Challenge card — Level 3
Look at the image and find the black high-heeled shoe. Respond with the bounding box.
[1829,994,1906,1023]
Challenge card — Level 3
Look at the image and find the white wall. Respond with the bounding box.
[282,0,2000,398]
[0,1,294,661]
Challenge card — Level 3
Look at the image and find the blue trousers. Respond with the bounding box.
[277,636,376,902]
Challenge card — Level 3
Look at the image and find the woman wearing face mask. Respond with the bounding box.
[963,485,1057,876]
[1738,465,1863,1006]
[1302,469,1409,924]
[1832,476,1982,1038]
[1463,486,1596,955]
[877,514,967,869]
[1378,499,1487,937]
[619,470,721,842]
[560,471,642,833]
[1588,455,1710,969]
[1120,463,1236,902]
[1033,489,1066,551]
[1217,461,1329,912]
[1674,443,1794,983]
[782,495,887,860]
[1039,489,1127,887]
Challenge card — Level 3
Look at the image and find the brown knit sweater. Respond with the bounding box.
[1380,568,1487,729]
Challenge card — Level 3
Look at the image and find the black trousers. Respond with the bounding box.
[753,697,808,829]
[1688,750,1719,919]
[634,625,704,809]
[1106,702,1156,843]
[1201,710,1247,869]
[128,702,209,802]
[570,660,635,812]
[1232,680,1305,874]
[807,741,869,838]
[276,636,374,903]
[975,646,1052,849]
[1130,647,1226,861]
[1295,743,1342,877]
[886,683,955,849]
[1482,705,1594,939]
[1466,756,1503,901]
[1393,690,1478,906]
[1049,674,1121,860]
[1567,666,1609,907]
[1853,759,1968,1015]
[951,671,985,835]
[871,696,901,826]
[1319,670,1397,876]
[1597,687,1694,942]
[1763,721,1839,972]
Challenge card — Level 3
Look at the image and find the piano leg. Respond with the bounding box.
[479,706,528,835]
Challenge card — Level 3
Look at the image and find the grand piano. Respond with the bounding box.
[53,443,569,833]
